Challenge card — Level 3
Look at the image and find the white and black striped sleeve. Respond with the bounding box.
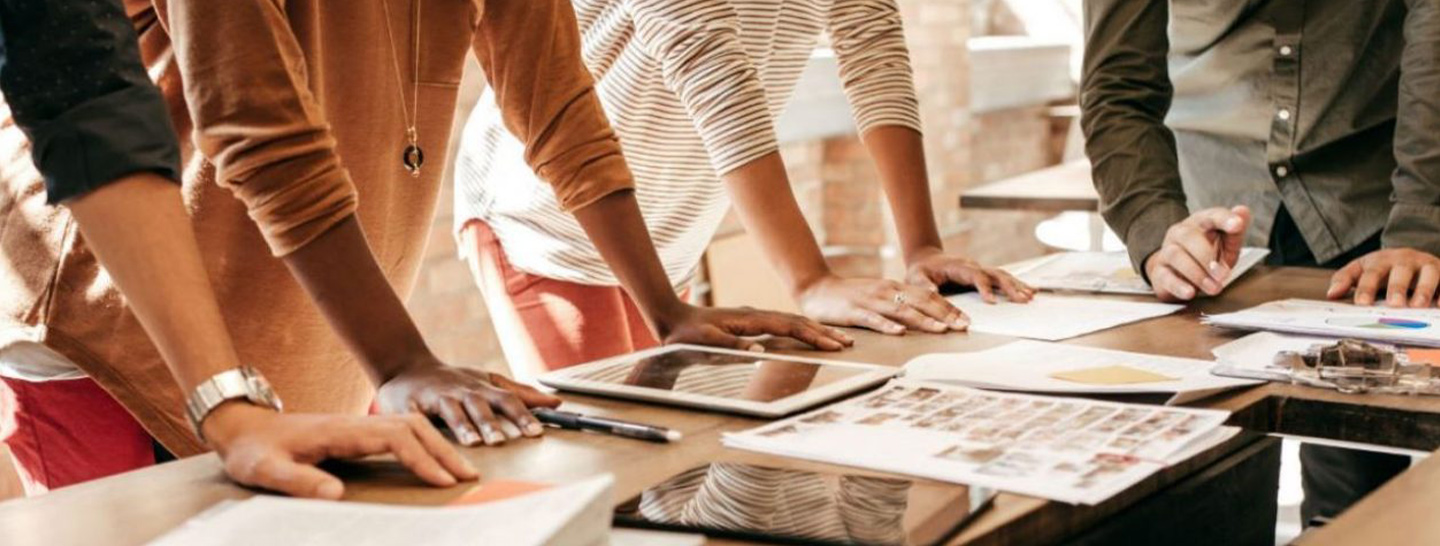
[622,0,779,175]
[826,0,923,135]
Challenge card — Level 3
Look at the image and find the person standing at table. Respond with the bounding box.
[454,0,1034,377]
[1080,0,1438,524]
[0,0,849,495]
[0,0,485,498]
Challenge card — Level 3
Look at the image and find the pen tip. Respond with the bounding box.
[665,430,684,442]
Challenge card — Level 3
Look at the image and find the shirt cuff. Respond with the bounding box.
[229,153,360,257]
[1119,201,1191,278]
[27,85,182,204]
[1383,202,1440,257]
[543,143,637,212]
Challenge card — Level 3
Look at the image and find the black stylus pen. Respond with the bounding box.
[532,408,683,443]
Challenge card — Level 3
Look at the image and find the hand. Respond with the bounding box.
[905,248,1035,304]
[654,304,854,352]
[377,362,562,447]
[796,274,967,335]
[203,402,479,499]
[1327,248,1440,307]
[1143,206,1251,302]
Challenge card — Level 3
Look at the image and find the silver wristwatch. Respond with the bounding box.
[185,366,283,442]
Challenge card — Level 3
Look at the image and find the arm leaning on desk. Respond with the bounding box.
[2,266,1435,546]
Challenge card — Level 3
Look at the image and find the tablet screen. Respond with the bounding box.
[615,462,995,546]
[567,349,877,402]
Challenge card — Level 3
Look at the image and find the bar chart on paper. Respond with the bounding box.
[1205,299,1440,347]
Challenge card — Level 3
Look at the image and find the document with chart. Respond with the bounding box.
[1009,248,1269,295]
[1205,299,1440,347]
[723,380,1236,505]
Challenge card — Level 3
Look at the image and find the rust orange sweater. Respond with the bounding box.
[0,0,634,455]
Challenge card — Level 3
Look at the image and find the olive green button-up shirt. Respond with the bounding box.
[1080,0,1439,270]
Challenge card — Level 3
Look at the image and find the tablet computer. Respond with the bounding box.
[537,344,898,418]
[614,462,996,546]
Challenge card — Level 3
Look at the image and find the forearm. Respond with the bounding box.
[722,152,832,294]
[1081,0,1189,270]
[569,190,688,333]
[280,215,434,383]
[1385,0,1440,256]
[859,126,945,262]
[67,175,241,391]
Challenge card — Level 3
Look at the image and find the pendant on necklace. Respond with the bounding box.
[402,143,425,177]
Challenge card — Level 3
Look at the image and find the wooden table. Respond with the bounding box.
[4,266,1439,546]
[958,161,1098,213]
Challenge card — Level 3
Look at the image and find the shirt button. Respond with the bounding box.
[1280,45,1294,56]
[1275,166,1289,177]
[1277,108,1292,121]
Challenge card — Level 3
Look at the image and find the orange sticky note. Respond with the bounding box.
[448,480,552,506]
[1405,349,1440,367]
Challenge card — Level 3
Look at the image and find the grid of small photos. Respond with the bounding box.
[727,381,1231,505]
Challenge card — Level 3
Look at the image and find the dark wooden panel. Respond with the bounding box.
[1062,437,1280,546]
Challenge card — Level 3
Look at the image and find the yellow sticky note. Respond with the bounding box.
[1049,365,1179,385]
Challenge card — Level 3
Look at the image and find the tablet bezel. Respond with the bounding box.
[537,344,898,418]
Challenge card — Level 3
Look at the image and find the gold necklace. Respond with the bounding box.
[379,0,424,177]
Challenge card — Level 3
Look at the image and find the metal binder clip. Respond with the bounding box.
[1275,339,1437,395]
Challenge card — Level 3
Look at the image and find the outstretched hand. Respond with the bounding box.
[378,365,561,447]
[905,248,1034,304]
[1328,248,1440,307]
[204,403,479,500]
[655,304,854,352]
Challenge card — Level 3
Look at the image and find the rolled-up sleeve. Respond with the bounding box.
[624,0,776,175]
[470,0,635,212]
[1385,0,1440,255]
[827,0,923,135]
[1081,0,1191,271]
[0,0,181,204]
[155,0,357,256]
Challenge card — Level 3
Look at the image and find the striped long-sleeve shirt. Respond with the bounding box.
[455,0,922,287]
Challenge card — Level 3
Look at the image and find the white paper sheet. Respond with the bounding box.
[1009,248,1269,295]
[723,380,1233,505]
[904,341,1262,405]
[610,529,706,546]
[1209,331,1346,381]
[948,293,1183,341]
[147,475,614,546]
[1204,299,1440,347]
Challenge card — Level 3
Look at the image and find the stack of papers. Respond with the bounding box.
[723,380,1237,505]
[948,293,1182,341]
[904,341,1262,405]
[147,475,615,546]
[1205,299,1440,347]
[1210,332,1340,382]
[1009,248,1269,295]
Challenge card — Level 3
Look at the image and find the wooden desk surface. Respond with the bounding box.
[959,161,1098,213]
[4,266,1439,546]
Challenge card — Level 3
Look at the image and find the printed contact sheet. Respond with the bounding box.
[723,380,1237,505]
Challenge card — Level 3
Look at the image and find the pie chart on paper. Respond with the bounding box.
[1325,317,1432,330]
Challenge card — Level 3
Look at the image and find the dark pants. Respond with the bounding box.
[1266,208,1411,525]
